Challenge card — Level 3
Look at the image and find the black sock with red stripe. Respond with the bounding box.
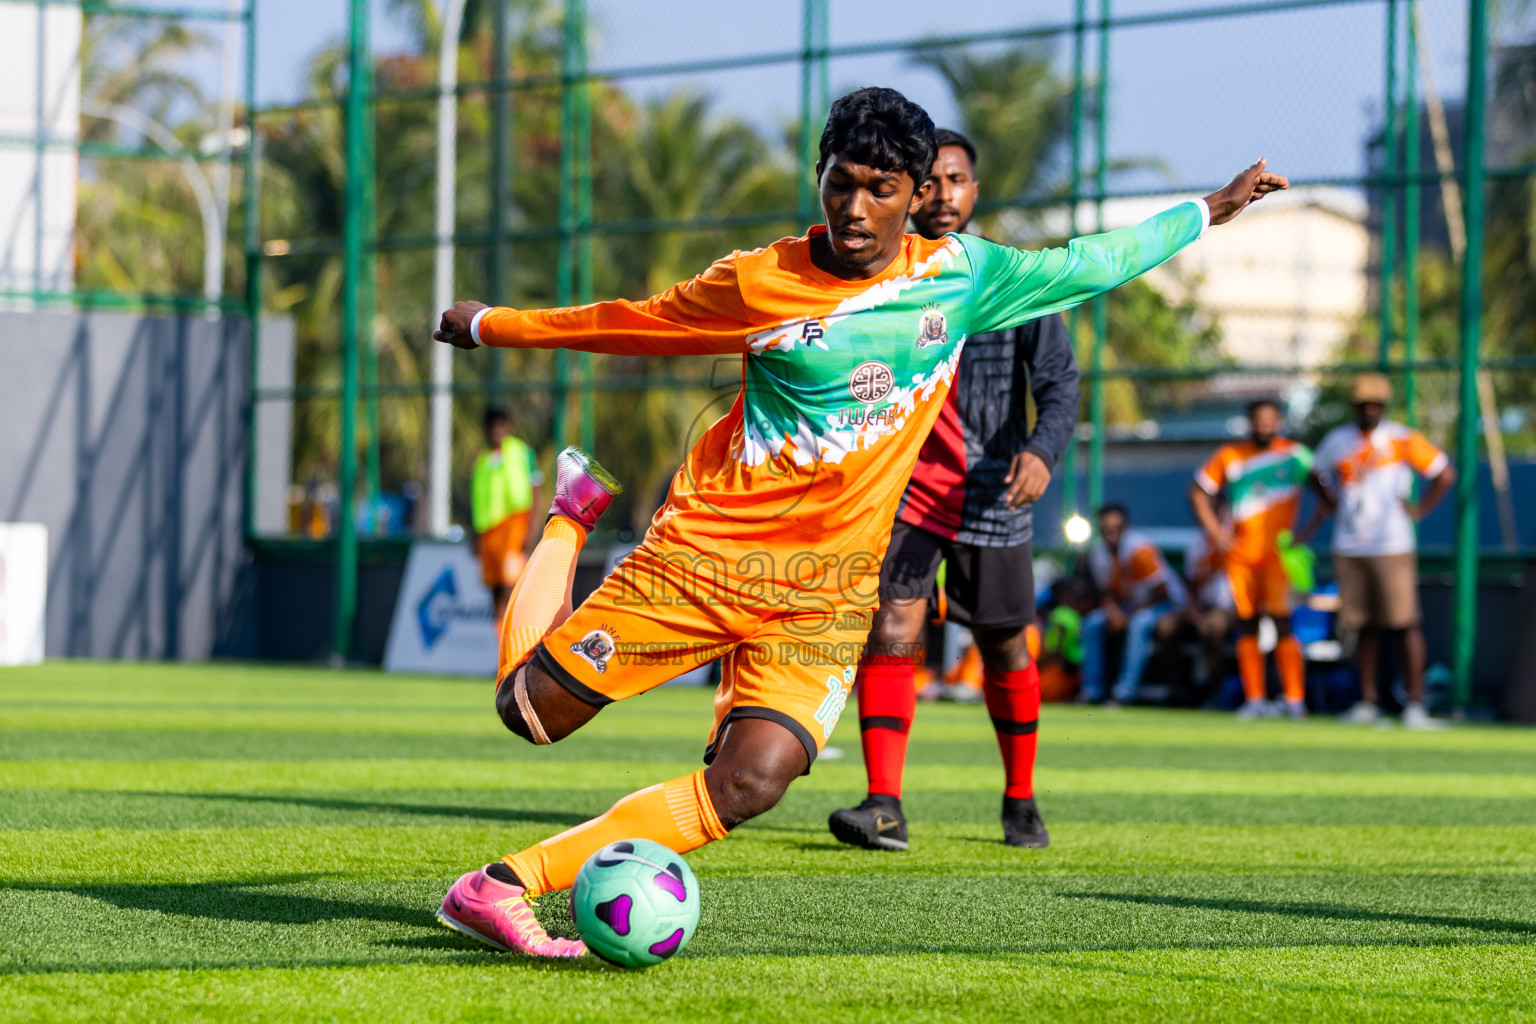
[983,663,1040,799]
[857,657,917,800]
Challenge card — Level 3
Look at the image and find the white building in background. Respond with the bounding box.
[0,2,80,302]
[1031,186,1371,369]
[1173,186,1370,368]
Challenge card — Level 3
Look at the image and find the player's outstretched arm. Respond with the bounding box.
[432,257,751,357]
[966,159,1288,335]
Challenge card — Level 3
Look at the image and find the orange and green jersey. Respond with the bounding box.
[1194,437,1313,566]
[474,202,1208,608]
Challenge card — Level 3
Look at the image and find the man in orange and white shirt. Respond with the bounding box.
[1082,504,1186,704]
[1308,373,1455,729]
[1189,398,1312,719]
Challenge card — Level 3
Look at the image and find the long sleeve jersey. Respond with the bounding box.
[896,309,1079,548]
[472,200,1208,605]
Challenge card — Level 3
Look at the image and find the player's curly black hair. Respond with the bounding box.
[817,87,937,189]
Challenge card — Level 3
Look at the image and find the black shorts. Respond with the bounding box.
[878,520,1036,631]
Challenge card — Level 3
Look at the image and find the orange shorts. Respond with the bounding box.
[480,512,531,588]
[1226,557,1292,619]
[530,539,875,771]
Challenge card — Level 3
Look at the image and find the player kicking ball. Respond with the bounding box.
[430,86,1287,959]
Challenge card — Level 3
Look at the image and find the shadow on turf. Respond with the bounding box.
[0,879,602,975]
[3,877,431,931]
[145,791,590,827]
[1065,892,1536,935]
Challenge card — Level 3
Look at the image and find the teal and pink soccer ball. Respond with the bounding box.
[571,839,701,969]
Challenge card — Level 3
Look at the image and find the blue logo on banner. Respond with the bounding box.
[418,567,457,648]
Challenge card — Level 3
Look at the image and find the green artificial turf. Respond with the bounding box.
[1,661,1533,1023]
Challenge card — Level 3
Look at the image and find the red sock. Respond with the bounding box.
[857,657,917,799]
[983,664,1040,800]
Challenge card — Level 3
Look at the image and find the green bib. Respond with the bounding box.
[471,437,534,532]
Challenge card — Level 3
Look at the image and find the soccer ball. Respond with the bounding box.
[571,839,701,968]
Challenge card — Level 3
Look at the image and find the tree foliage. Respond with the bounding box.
[913,44,1223,426]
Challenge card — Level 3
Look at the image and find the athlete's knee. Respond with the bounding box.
[1273,615,1293,637]
[495,663,544,743]
[865,601,926,662]
[705,718,809,829]
[494,658,596,745]
[1236,616,1261,636]
[974,625,1030,672]
[711,761,794,830]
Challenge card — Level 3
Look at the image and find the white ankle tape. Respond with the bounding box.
[513,668,552,745]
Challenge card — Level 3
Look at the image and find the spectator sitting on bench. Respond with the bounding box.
[1155,524,1236,698]
[1038,574,1098,702]
[1080,504,1186,706]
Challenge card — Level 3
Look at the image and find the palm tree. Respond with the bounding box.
[910,44,1074,223]
[74,14,218,296]
[580,90,799,527]
[913,44,1223,426]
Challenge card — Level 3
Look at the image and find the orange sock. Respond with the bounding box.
[1276,635,1305,703]
[497,516,587,683]
[501,770,727,896]
[1236,635,1265,703]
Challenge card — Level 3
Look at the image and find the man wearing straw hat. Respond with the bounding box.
[1307,373,1455,729]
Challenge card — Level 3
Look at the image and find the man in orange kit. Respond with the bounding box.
[429,86,1287,960]
[1189,398,1313,719]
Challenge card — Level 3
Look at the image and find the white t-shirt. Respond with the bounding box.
[1313,420,1448,557]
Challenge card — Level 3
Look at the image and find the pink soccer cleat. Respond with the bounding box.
[548,445,623,533]
[437,867,587,958]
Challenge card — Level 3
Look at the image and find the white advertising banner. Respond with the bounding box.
[0,523,48,665]
[383,541,498,677]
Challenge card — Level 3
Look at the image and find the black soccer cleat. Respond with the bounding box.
[1002,795,1050,848]
[828,795,909,851]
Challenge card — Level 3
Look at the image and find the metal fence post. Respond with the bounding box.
[1087,0,1110,513]
[333,0,368,658]
[1060,0,1088,527]
[242,0,261,541]
[553,0,578,447]
[1378,0,1399,372]
[575,0,595,453]
[816,0,829,116]
[1452,0,1487,710]
[797,0,818,223]
[1403,5,1420,427]
[362,73,380,508]
[488,0,509,398]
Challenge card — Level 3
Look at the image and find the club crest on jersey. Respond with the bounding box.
[570,630,616,674]
[916,305,948,348]
[849,360,895,405]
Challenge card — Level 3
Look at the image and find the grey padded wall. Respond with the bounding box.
[0,310,262,659]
